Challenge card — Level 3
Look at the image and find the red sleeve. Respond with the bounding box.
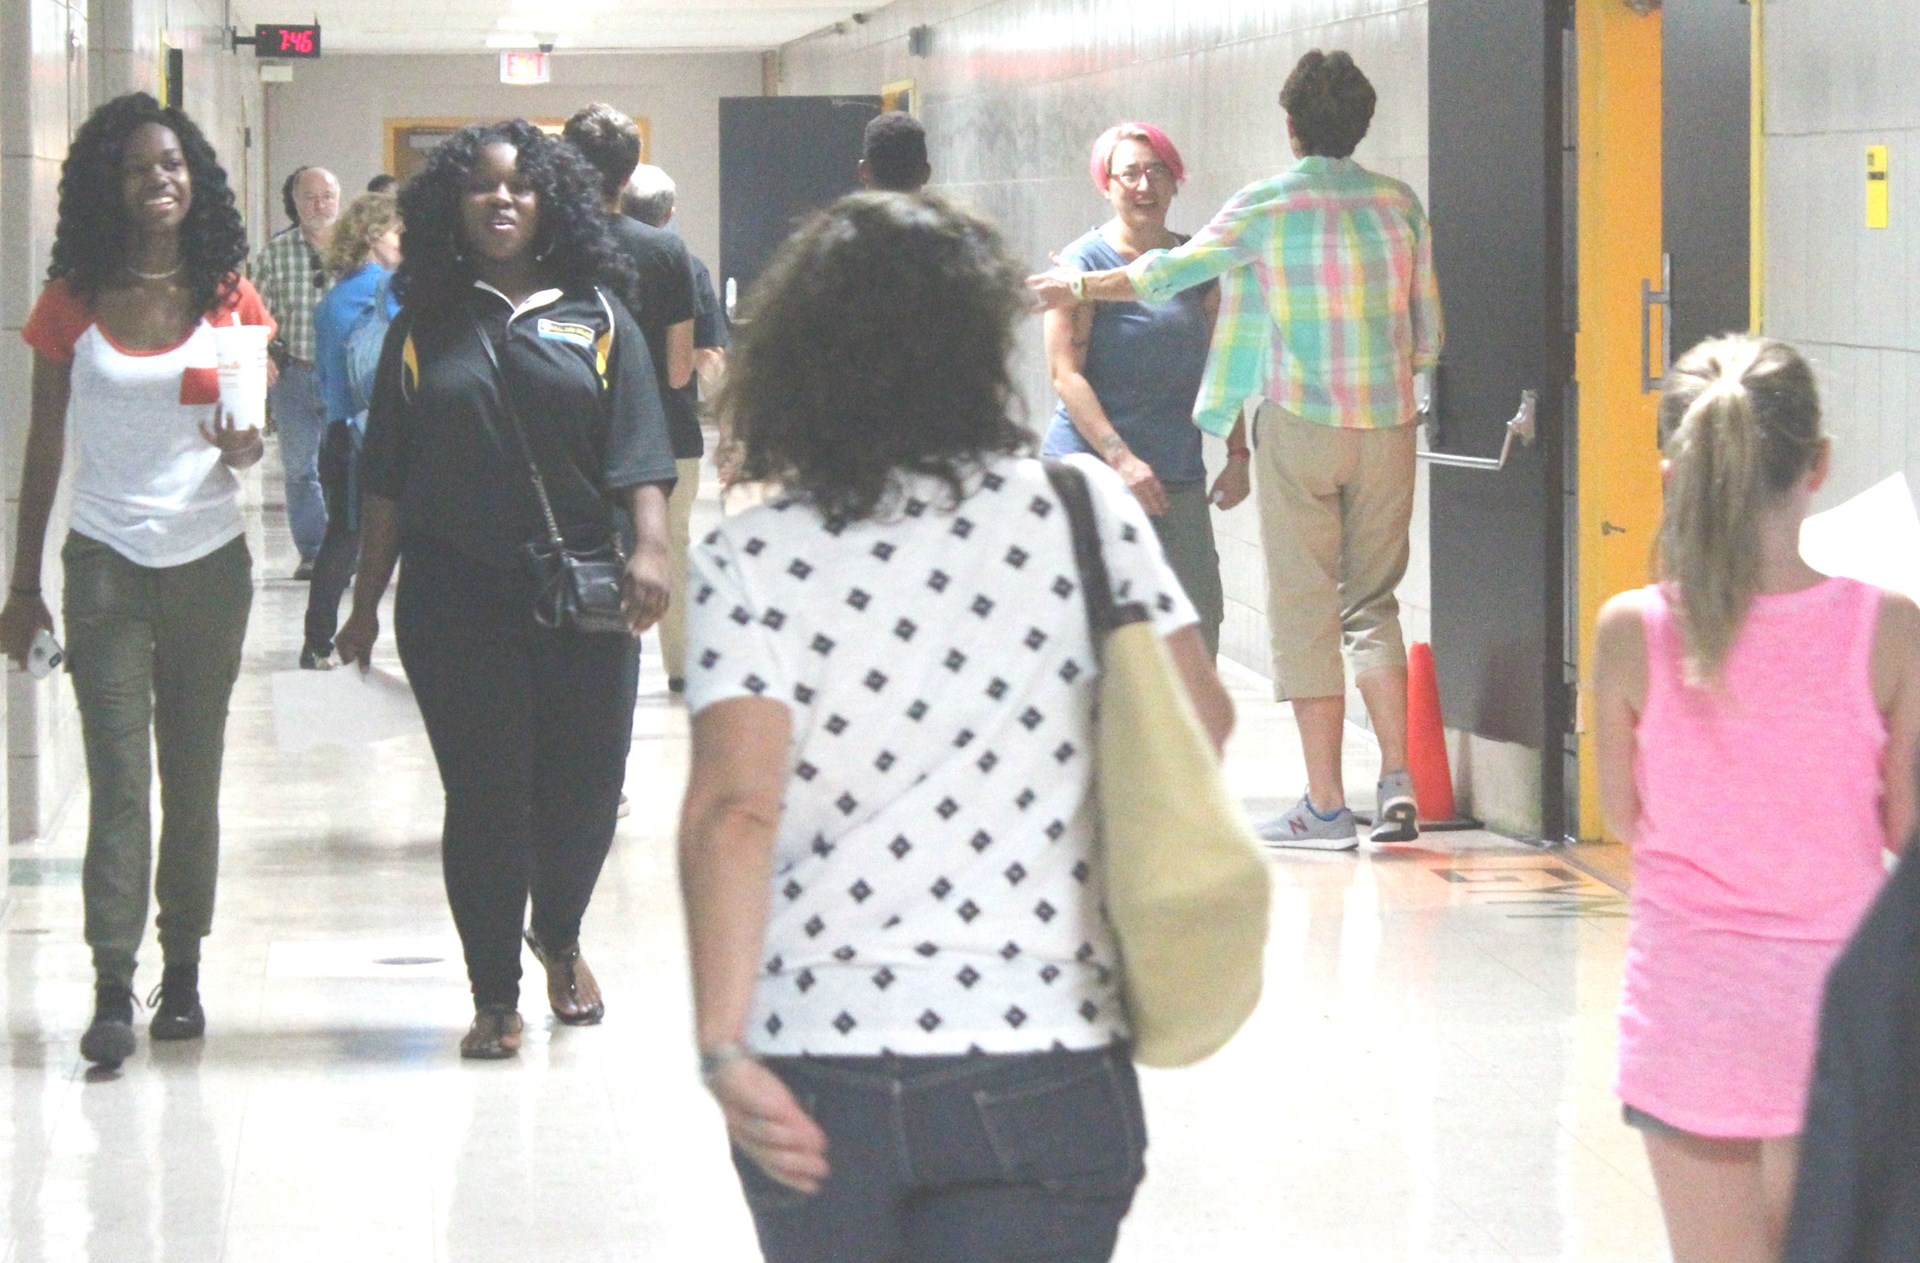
[210,276,277,337]
[20,281,93,363]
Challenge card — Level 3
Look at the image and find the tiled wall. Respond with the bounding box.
[779,0,1432,683]
[1764,0,1920,509]
[1,0,264,843]
[2,0,88,847]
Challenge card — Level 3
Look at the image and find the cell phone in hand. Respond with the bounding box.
[27,629,63,679]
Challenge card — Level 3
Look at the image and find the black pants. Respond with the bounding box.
[303,420,360,656]
[395,537,637,1009]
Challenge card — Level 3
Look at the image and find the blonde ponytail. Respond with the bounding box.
[1655,336,1822,686]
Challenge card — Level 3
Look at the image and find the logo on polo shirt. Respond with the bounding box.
[536,318,596,348]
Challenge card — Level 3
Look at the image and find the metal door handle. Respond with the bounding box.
[1416,390,1537,471]
[1641,253,1672,393]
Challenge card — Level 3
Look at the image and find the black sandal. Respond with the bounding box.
[523,929,605,1025]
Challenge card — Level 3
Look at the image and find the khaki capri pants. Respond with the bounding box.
[659,456,704,681]
[1253,402,1417,701]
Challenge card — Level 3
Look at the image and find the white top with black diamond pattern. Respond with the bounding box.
[685,455,1199,1055]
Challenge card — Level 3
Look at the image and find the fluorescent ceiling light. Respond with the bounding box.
[498,0,614,18]
[486,30,573,47]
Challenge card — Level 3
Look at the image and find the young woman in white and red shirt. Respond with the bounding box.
[0,93,270,1071]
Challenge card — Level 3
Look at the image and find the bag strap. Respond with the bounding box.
[466,309,569,553]
[1043,461,1150,663]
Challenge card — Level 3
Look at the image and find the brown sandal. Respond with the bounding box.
[523,929,605,1025]
[461,1006,524,1059]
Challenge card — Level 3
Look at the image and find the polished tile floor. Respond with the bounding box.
[0,452,1669,1261]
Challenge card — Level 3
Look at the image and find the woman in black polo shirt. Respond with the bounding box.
[336,120,676,1059]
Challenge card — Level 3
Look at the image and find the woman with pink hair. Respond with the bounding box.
[1041,122,1247,657]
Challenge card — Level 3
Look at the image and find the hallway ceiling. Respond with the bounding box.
[271,0,891,53]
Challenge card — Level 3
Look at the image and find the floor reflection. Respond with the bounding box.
[0,452,1666,1262]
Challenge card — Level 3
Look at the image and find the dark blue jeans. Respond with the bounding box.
[737,1044,1145,1263]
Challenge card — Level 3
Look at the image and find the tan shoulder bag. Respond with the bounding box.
[1045,462,1272,1068]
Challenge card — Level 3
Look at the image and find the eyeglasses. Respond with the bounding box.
[1109,163,1174,188]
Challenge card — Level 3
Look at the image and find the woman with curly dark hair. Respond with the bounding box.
[0,93,269,1070]
[677,193,1233,1260]
[334,120,676,1059]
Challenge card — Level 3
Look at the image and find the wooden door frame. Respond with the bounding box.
[381,116,649,182]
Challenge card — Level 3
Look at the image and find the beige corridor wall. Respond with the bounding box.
[2,0,265,843]
[778,0,1431,682]
[261,52,765,273]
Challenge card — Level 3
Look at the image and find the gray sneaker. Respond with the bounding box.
[1257,796,1359,851]
[1370,769,1419,843]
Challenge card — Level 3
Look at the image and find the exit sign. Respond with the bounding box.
[255,23,321,58]
[500,50,551,85]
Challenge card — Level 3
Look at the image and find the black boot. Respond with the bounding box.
[80,984,137,1068]
[148,962,206,1041]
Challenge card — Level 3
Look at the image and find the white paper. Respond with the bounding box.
[269,667,425,752]
[1800,473,1920,602]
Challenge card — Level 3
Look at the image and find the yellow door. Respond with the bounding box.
[1574,0,1665,842]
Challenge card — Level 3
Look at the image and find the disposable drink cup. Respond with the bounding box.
[212,323,270,433]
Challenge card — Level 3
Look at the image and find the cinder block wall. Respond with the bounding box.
[1764,1,1920,509]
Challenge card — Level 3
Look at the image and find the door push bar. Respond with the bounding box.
[1416,389,1538,471]
[1641,253,1673,394]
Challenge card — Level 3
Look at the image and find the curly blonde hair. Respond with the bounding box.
[323,191,400,278]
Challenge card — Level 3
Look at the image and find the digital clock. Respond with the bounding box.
[255,23,322,58]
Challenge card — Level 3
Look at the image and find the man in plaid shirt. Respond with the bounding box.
[252,166,340,578]
[1031,51,1442,850]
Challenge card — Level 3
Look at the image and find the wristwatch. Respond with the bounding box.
[699,1041,753,1085]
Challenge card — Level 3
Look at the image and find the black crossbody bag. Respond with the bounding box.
[467,312,629,636]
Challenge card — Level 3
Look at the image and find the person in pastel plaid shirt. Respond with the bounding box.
[1031,50,1442,850]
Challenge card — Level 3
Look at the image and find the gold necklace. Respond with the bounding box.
[125,262,182,281]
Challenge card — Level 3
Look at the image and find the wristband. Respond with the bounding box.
[699,1041,753,1085]
[1067,271,1087,301]
[10,585,41,596]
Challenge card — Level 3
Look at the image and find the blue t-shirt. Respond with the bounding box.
[313,261,398,425]
[1041,230,1214,487]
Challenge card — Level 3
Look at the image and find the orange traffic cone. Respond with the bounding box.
[1406,642,1481,830]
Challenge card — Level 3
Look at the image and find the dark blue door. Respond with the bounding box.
[719,95,882,309]
[1427,0,1575,840]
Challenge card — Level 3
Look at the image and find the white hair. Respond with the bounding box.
[622,163,677,226]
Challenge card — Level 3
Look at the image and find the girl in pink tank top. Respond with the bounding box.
[1592,335,1920,1263]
